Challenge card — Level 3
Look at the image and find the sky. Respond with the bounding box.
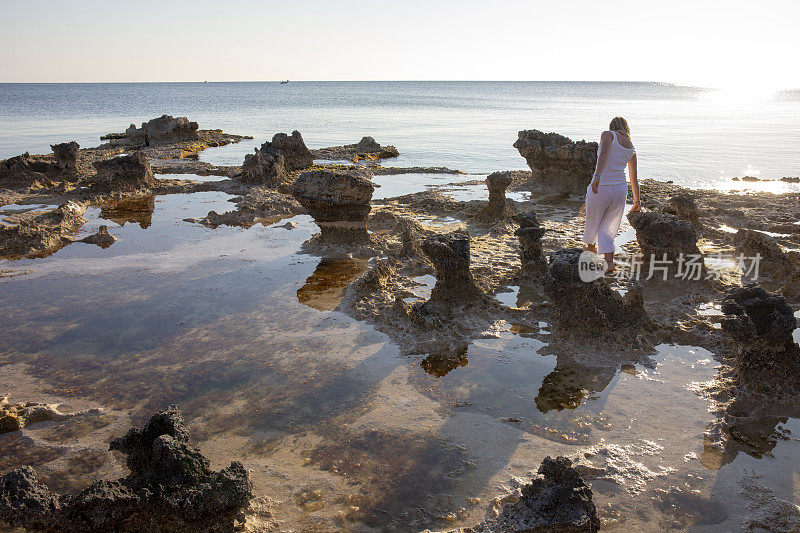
[1,0,798,90]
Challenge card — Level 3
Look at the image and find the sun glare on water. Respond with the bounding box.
[702,81,780,104]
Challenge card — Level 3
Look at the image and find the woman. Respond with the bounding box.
[583,116,641,274]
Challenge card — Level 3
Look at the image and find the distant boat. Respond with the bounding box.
[280,80,289,84]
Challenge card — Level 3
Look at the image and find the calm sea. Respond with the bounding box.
[1,81,798,191]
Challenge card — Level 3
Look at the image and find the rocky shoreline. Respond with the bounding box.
[1,119,799,531]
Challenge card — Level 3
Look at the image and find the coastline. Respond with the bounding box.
[1,117,799,531]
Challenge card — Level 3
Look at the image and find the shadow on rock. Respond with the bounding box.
[0,406,253,532]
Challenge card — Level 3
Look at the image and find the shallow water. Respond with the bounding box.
[2,171,799,530]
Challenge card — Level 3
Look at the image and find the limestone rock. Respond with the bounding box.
[734,229,797,277]
[478,456,600,532]
[513,130,598,193]
[241,131,314,186]
[313,136,399,163]
[543,248,650,332]
[0,406,253,532]
[267,131,314,171]
[0,202,87,259]
[292,169,374,244]
[515,211,547,277]
[664,192,701,232]
[91,152,156,192]
[50,141,79,174]
[0,152,66,188]
[627,211,702,272]
[477,171,514,221]
[721,283,796,348]
[117,115,200,147]
[721,283,799,391]
[241,148,287,187]
[420,233,485,308]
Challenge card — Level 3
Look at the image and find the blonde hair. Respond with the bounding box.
[609,116,631,139]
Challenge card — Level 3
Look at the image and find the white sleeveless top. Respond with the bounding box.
[597,131,635,185]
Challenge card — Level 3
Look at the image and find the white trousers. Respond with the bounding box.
[583,183,627,254]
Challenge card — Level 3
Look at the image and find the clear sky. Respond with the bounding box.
[1,0,798,90]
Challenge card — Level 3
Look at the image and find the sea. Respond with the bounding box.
[1,81,799,191]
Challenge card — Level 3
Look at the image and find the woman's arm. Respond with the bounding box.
[628,153,641,211]
[591,131,613,194]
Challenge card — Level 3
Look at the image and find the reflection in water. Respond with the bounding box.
[535,363,617,413]
[296,258,367,311]
[99,195,155,228]
[701,404,790,470]
[420,348,469,377]
[653,486,730,528]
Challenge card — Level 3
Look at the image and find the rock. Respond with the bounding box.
[313,136,400,163]
[0,396,76,434]
[91,152,156,192]
[543,248,650,332]
[241,148,287,187]
[240,131,314,187]
[81,225,116,248]
[513,130,598,193]
[627,211,703,274]
[515,211,547,277]
[50,141,79,174]
[721,283,799,391]
[664,192,701,232]
[734,229,797,276]
[0,152,65,188]
[477,456,599,532]
[115,115,200,147]
[267,131,314,171]
[721,283,797,349]
[781,176,800,183]
[0,406,253,532]
[0,202,87,259]
[419,233,485,308]
[477,171,514,221]
[292,169,374,244]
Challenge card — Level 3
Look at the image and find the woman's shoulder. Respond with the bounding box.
[600,130,613,142]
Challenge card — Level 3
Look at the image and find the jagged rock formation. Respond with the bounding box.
[515,211,547,277]
[241,147,287,187]
[513,130,598,193]
[627,211,703,275]
[735,229,797,274]
[81,225,116,248]
[312,136,399,163]
[0,145,78,188]
[476,456,600,532]
[477,172,514,221]
[0,406,253,532]
[107,115,200,147]
[0,397,74,434]
[241,131,314,186]
[664,192,702,232]
[242,149,286,186]
[0,202,87,259]
[292,169,374,244]
[721,283,799,389]
[419,233,486,308]
[91,153,157,192]
[265,131,314,171]
[49,141,79,174]
[543,248,650,333]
